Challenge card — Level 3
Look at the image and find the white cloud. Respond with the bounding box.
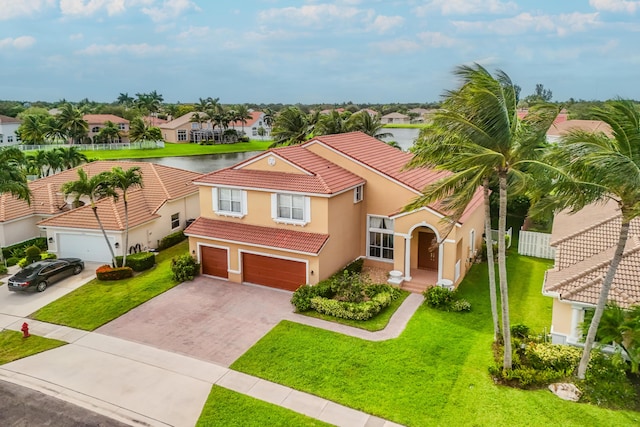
[372,32,455,54]
[417,32,456,48]
[0,0,55,20]
[369,15,404,34]
[258,4,362,26]
[142,0,199,22]
[590,0,640,13]
[175,26,210,40]
[415,0,518,17]
[453,12,600,36]
[0,36,37,49]
[59,0,128,17]
[373,39,422,54]
[75,42,167,55]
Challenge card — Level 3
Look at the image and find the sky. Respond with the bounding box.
[1,0,639,105]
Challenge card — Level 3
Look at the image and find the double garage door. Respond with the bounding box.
[200,246,306,291]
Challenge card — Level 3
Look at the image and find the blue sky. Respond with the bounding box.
[1,0,639,104]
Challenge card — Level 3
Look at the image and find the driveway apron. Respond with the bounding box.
[97,276,297,367]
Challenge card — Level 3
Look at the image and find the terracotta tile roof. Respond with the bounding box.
[185,217,329,254]
[546,120,612,137]
[194,144,365,194]
[544,201,640,307]
[159,112,196,130]
[0,114,20,124]
[2,161,199,231]
[83,114,128,124]
[228,111,263,128]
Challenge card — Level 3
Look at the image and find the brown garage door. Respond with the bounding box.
[201,246,228,278]
[242,253,306,291]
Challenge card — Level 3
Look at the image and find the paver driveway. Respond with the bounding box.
[98,276,297,366]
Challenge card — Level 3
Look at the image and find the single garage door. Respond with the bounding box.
[58,233,114,263]
[242,253,306,291]
[201,246,228,278]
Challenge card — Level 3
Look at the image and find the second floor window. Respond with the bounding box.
[213,187,246,217]
[272,193,309,224]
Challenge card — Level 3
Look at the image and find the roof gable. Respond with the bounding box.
[83,114,128,124]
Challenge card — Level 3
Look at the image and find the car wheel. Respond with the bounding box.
[73,265,83,275]
[36,281,47,292]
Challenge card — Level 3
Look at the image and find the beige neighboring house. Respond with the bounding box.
[408,108,436,123]
[160,111,271,143]
[546,119,612,143]
[380,112,410,125]
[0,115,21,146]
[159,112,199,143]
[543,200,640,345]
[84,114,130,143]
[185,131,484,292]
[0,161,200,262]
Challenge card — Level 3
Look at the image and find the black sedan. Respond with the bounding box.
[7,258,84,292]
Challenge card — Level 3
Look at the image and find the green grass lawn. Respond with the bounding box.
[0,330,65,365]
[196,386,331,427]
[299,290,410,331]
[230,254,639,426]
[31,241,189,330]
[76,141,271,160]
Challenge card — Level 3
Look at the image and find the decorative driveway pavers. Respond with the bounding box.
[97,276,298,367]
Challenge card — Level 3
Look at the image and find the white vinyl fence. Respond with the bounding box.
[518,230,556,259]
[17,141,164,151]
[490,227,513,248]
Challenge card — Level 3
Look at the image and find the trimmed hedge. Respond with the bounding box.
[158,231,186,250]
[291,280,333,312]
[115,252,155,272]
[2,237,47,259]
[310,291,395,321]
[96,264,134,281]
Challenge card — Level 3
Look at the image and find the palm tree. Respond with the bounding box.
[346,111,393,140]
[0,147,31,203]
[117,93,134,108]
[270,106,311,147]
[129,117,161,143]
[232,104,252,135]
[97,121,122,143]
[315,110,348,136]
[109,166,143,267]
[406,64,558,370]
[547,99,640,379]
[57,103,88,144]
[55,146,88,169]
[25,150,48,178]
[43,149,63,176]
[61,168,118,266]
[17,114,48,144]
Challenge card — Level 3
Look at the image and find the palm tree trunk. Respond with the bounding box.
[577,217,630,379]
[484,178,500,339]
[498,173,512,370]
[122,197,129,267]
[92,206,117,267]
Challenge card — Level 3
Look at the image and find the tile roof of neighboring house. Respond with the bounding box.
[143,116,168,126]
[194,144,365,195]
[0,115,20,124]
[381,112,409,119]
[228,111,263,129]
[83,114,129,124]
[546,119,612,138]
[159,112,197,130]
[185,217,329,254]
[544,200,640,307]
[1,161,199,231]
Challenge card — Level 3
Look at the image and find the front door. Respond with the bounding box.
[418,231,438,270]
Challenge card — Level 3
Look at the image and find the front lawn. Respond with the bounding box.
[230,254,639,426]
[0,330,65,365]
[196,386,331,427]
[79,140,271,160]
[31,242,188,330]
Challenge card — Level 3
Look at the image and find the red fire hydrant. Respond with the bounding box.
[21,322,30,338]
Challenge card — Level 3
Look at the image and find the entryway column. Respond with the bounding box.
[569,306,583,343]
[404,236,412,281]
[437,242,444,282]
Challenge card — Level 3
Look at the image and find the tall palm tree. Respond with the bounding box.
[0,147,31,203]
[43,149,63,176]
[129,117,161,143]
[25,150,49,178]
[406,64,558,370]
[547,99,640,379]
[97,121,122,143]
[61,168,118,266]
[270,106,311,147]
[117,93,134,108]
[315,110,349,136]
[55,146,88,170]
[232,104,252,135]
[346,111,393,140]
[57,103,88,144]
[109,166,143,267]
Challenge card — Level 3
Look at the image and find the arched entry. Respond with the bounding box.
[417,230,438,270]
[404,223,443,286]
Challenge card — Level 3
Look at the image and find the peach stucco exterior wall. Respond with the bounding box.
[240,154,307,174]
[551,299,574,336]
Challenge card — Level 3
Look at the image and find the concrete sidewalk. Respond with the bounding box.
[0,330,404,427]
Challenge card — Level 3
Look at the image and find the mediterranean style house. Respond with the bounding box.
[185,132,484,292]
[84,114,130,143]
[543,200,640,345]
[159,111,271,143]
[0,114,21,146]
[380,112,410,124]
[0,161,200,262]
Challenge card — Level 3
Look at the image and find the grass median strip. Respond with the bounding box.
[31,241,188,331]
[0,330,66,365]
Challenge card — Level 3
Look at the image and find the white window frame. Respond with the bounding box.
[354,185,363,203]
[177,129,187,141]
[212,187,247,218]
[271,193,310,225]
[171,213,180,229]
[367,215,394,261]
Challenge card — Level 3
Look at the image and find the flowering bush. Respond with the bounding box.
[96,265,133,281]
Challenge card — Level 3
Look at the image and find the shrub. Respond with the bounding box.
[579,349,637,409]
[5,257,18,267]
[450,299,472,312]
[2,237,47,260]
[40,253,57,260]
[158,231,186,250]
[96,265,133,281]
[343,258,364,275]
[330,270,371,303]
[291,280,333,312]
[489,365,569,388]
[511,323,531,339]
[25,245,41,264]
[115,252,155,272]
[525,342,581,372]
[424,286,455,308]
[0,265,7,275]
[171,254,199,282]
[310,291,394,321]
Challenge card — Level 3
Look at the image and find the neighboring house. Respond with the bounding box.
[0,115,21,146]
[0,161,200,262]
[408,108,435,123]
[543,200,640,345]
[380,112,410,124]
[84,114,130,143]
[185,132,484,292]
[159,112,199,143]
[160,111,271,143]
[228,111,271,139]
[358,109,379,118]
[546,119,611,143]
[143,116,168,127]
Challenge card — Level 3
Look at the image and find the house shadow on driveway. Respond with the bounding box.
[97,276,298,367]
